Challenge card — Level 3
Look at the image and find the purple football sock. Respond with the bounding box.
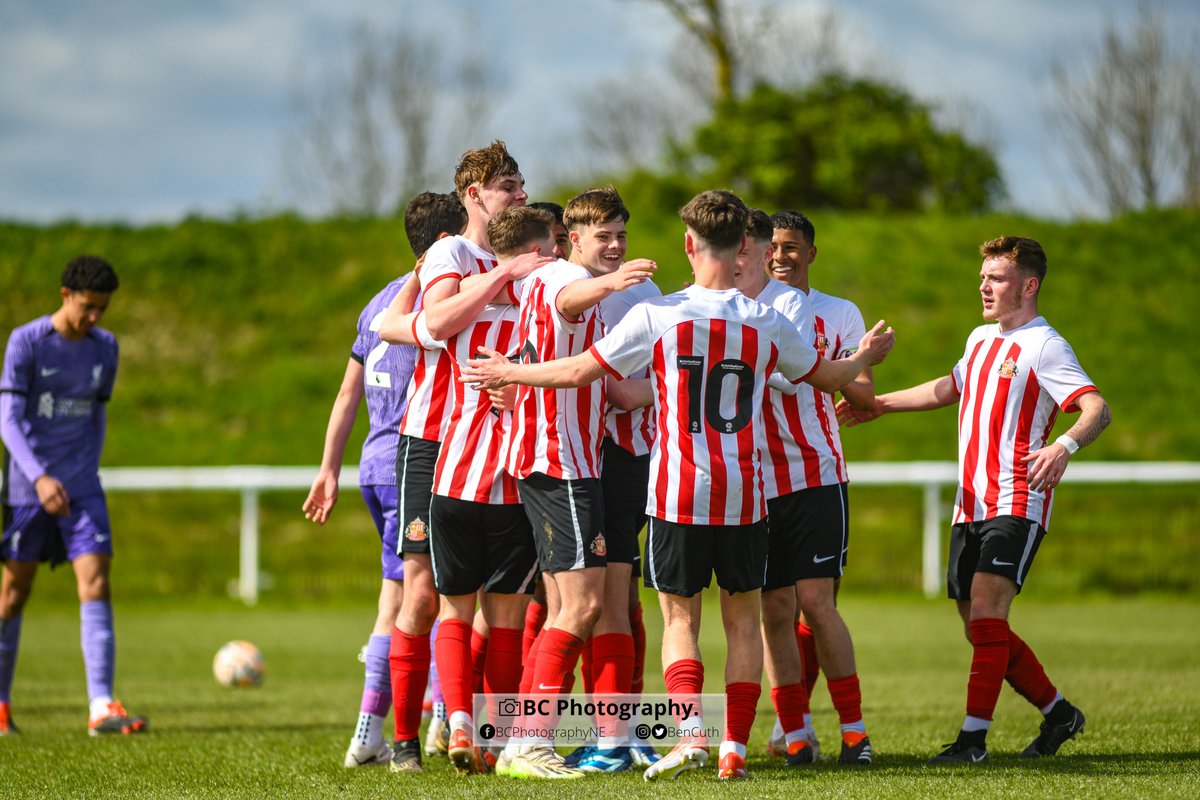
[0,613,22,702]
[429,619,444,704]
[360,634,391,717]
[80,600,115,702]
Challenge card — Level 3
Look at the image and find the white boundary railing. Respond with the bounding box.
[98,462,1200,604]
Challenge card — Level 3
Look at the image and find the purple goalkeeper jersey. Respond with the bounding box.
[352,276,418,486]
[1,316,118,507]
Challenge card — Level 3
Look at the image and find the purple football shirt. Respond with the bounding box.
[352,276,418,486]
[1,316,118,506]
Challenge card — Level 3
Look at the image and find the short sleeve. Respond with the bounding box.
[419,238,468,292]
[774,315,820,383]
[1037,335,1097,412]
[834,301,866,360]
[412,311,444,352]
[590,304,654,380]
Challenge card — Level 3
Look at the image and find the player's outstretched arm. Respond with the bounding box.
[302,359,365,525]
[836,374,958,427]
[379,274,423,346]
[1021,390,1111,491]
[803,320,895,393]
[557,259,657,319]
[607,376,653,411]
[460,346,605,391]
[424,253,553,341]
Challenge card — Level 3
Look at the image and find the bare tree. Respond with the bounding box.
[282,19,492,216]
[1047,1,1200,215]
[654,0,739,104]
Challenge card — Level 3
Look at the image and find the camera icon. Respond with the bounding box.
[497,698,521,717]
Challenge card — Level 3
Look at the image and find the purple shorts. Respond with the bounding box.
[2,494,113,566]
[361,484,404,582]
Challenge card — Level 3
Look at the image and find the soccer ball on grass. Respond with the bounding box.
[213,640,265,688]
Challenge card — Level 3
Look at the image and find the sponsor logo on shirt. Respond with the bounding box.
[998,358,1018,378]
[405,517,428,542]
[40,367,60,377]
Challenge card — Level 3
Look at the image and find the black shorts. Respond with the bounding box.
[396,434,439,554]
[428,495,538,596]
[643,517,768,597]
[600,438,648,573]
[519,473,606,574]
[947,515,1046,599]
[763,483,849,590]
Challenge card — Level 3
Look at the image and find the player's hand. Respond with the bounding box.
[487,384,517,411]
[609,258,656,290]
[460,346,513,390]
[506,251,555,281]
[858,320,895,366]
[35,475,70,516]
[302,471,339,525]
[1022,443,1071,492]
[836,397,883,427]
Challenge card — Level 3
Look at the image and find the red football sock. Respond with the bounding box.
[434,618,474,720]
[591,633,635,740]
[1006,629,1058,710]
[531,627,585,697]
[827,673,864,727]
[518,627,545,697]
[530,627,584,729]
[483,627,523,726]
[795,621,821,697]
[388,626,431,741]
[522,601,547,663]
[966,618,1010,721]
[770,682,809,735]
[470,628,488,694]
[664,658,704,724]
[630,603,647,696]
[580,636,596,695]
[725,682,761,745]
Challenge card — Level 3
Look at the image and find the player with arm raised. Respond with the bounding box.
[302,191,465,768]
[373,142,548,774]
[415,208,552,775]
[838,236,1110,764]
[494,187,655,780]
[0,256,147,736]
[759,210,876,765]
[462,190,894,781]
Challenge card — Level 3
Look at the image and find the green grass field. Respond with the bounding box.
[4,594,1198,798]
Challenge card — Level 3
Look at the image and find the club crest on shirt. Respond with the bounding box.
[998,358,1019,378]
[590,532,607,557]
[405,517,428,542]
[814,333,831,357]
[91,364,103,388]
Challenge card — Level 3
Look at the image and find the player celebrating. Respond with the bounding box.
[495,187,655,779]
[760,210,876,765]
[1,256,148,736]
[302,192,466,767]
[461,190,895,781]
[838,236,1110,763]
[376,141,546,774]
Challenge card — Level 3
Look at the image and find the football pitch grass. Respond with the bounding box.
[3,594,1198,799]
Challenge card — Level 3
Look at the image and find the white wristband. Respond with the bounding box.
[1055,434,1079,455]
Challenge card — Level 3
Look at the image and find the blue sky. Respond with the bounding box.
[1,0,1196,222]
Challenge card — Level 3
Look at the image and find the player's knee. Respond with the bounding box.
[77,575,110,603]
[402,586,440,629]
[760,589,794,625]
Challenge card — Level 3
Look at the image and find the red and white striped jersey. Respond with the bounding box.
[414,305,522,505]
[598,280,662,456]
[950,316,1097,529]
[504,260,607,480]
[398,236,498,441]
[762,287,864,498]
[592,285,820,526]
